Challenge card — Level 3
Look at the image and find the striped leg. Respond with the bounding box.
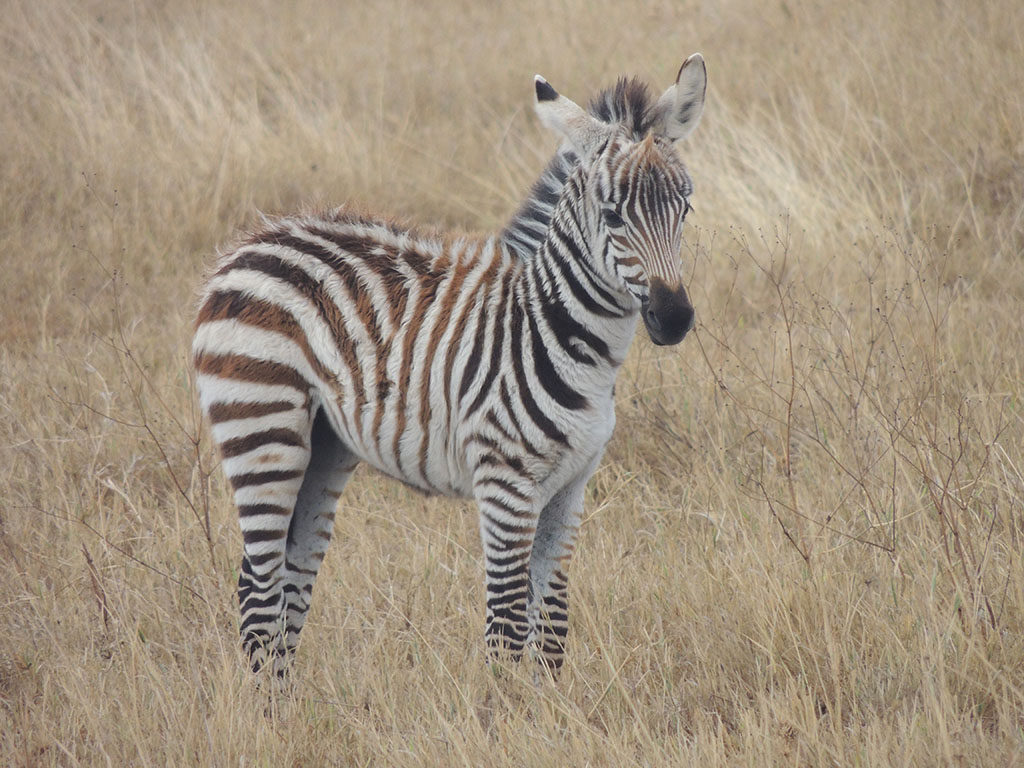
[474,477,538,663]
[280,408,357,658]
[209,398,315,676]
[528,462,598,674]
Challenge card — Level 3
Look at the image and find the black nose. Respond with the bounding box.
[642,281,694,346]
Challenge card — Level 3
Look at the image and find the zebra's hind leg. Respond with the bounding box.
[280,407,357,660]
[218,400,316,679]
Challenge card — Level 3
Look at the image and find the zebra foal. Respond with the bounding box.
[193,55,707,678]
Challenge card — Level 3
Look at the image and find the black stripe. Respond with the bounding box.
[243,528,287,544]
[527,310,587,410]
[216,250,323,300]
[547,225,622,318]
[538,282,611,364]
[476,449,527,476]
[509,303,569,445]
[487,591,530,609]
[485,409,517,443]
[285,563,319,577]
[540,611,569,627]
[486,551,531,569]
[486,577,530,596]
[457,305,487,402]
[246,551,279,568]
[240,593,282,612]
[465,273,512,417]
[477,476,530,502]
[498,379,545,459]
[565,235,627,313]
[486,562,528,578]
[479,495,530,518]
[483,517,537,538]
[240,610,281,629]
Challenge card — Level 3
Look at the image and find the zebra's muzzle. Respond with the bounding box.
[642,280,694,346]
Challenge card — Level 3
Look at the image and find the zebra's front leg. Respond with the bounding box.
[528,464,597,675]
[474,478,538,663]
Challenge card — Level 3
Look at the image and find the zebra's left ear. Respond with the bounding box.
[534,75,610,161]
[649,53,707,142]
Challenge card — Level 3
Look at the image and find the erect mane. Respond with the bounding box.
[587,77,657,138]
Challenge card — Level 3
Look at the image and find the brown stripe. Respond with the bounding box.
[415,244,478,480]
[299,226,401,336]
[307,225,411,328]
[238,503,291,518]
[370,338,394,446]
[195,351,310,395]
[229,469,304,489]
[212,237,368,422]
[391,268,445,476]
[196,290,338,391]
[207,400,295,423]
[265,228,393,440]
[220,428,306,459]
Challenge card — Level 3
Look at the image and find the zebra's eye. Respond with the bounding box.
[602,207,625,229]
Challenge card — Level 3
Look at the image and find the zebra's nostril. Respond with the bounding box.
[643,305,662,332]
[681,304,695,333]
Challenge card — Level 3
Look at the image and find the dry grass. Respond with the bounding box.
[2,0,1023,764]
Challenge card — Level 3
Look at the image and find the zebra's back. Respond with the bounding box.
[193,210,520,498]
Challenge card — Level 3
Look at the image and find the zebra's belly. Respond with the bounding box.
[316,372,618,505]
[318,396,476,498]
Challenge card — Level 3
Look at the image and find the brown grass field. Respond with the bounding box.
[2,0,1023,764]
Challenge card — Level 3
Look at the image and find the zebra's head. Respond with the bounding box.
[534,55,707,346]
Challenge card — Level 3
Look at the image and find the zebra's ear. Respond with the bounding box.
[649,53,706,142]
[534,75,610,161]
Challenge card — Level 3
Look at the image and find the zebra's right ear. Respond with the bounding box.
[534,76,609,162]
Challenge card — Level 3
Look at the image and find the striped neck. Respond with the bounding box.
[500,146,576,259]
[500,78,655,260]
[516,165,640,375]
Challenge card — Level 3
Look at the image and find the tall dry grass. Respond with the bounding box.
[2,0,1023,764]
